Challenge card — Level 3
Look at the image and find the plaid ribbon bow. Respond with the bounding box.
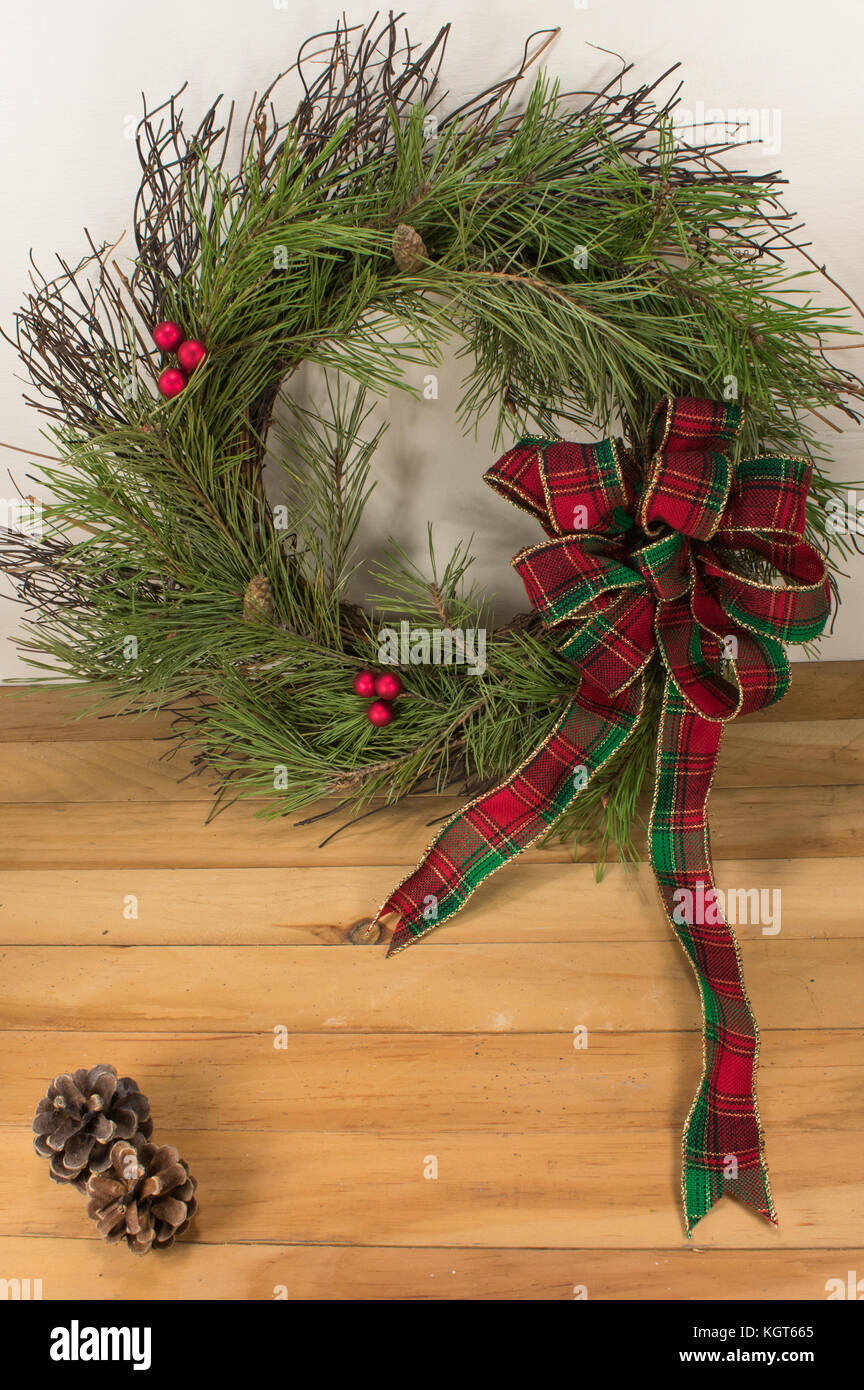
[374,396,830,1233]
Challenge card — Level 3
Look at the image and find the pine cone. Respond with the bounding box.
[32,1064,153,1192]
[391,223,428,273]
[85,1136,198,1256]
[243,573,274,621]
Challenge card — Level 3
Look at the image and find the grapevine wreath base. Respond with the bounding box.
[4,16,862,1234]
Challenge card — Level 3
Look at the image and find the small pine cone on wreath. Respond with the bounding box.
[85,1135,198,1256]
[32,1064,153,1192]
[391,222,428,273]
[243,572,274,622]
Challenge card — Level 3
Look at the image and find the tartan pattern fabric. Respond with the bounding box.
[514,535,644,624]
[719,453,811,544]
[558,591,655,694]
[383,677,645,957]
[651,679,774,1232]
[486,436,636,536]
[374,395,831,1234]
[648,395,743,456]
[698,539,830,644]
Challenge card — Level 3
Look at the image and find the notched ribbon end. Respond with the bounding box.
[384,923,410,958]
[685,1196,778,1240]
[369,902,406,957]
[683,1157,777,1238]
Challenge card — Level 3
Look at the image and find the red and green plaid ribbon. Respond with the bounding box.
[374,396,831,1233]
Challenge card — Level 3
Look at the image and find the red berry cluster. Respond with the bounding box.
[153,320,208,398]
[353,669,403,725]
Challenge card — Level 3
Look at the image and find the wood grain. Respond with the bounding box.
[0,858,858,945]
[1,783,862,868]
[2,1030,859,1133]
[1,672,861,1300]
[0,1237,856,1301]
[1,718,862,804]
[4,1126,863,1248]
[747,661,864,723]
[1,940,860,1032]
[0,687,191,742]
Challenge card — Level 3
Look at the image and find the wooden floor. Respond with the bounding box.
[1,663,863,1300]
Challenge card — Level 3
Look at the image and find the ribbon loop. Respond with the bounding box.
[513,535,644,627]
[718,453,812,544]
[649,394,743,456]
[632,532,690,602]
[698,539,830,645]
[639,448,733,541]
[639,396,742,539]
[485,436,635,536]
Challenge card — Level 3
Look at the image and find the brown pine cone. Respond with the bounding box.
[243,573,274,621]
[85,1136,198,1256]
[32,1064,153,1193]
[391,222,428,273]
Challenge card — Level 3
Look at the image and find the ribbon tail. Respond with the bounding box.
[650,677,777,1236]
[376,676,646,956]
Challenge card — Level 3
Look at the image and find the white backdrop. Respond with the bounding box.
[1,0,862,676]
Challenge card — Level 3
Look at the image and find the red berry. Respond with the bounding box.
[152,320,184,353]
[177,338,208,372]
[157,367,187,399]
[374,671,403,700]
[367,699,394,727]
[352,670,376,698]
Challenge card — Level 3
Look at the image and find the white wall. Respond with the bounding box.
[1,0,862,674]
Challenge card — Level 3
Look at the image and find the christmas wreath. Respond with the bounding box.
[4,16,862,1232]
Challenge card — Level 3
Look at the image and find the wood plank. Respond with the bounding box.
[3,1030,859,1133]
[0,1236,857,1300]
[4,1126,862,1248]
[1,940,861,1032]
[718,719,864,787]
[0,666,860,1294]
[1,662,859,741]
[0,740,206,803]
[0,687,186,742]
[750,661,864,722]
[2,783,862,867]
[0,858,857,945]
[2,719,863,804]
